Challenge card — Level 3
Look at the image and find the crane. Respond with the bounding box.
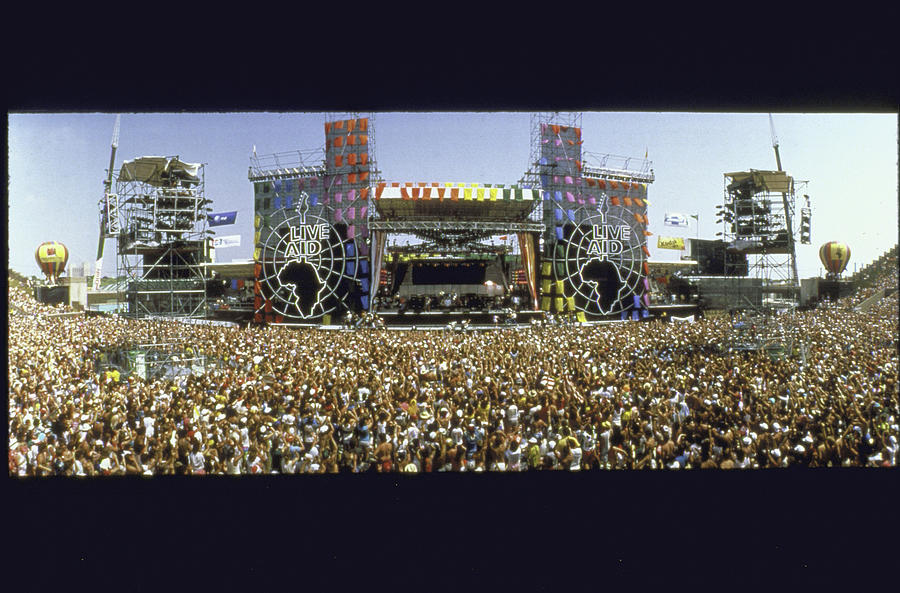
[768,113,799,293]
[93,115,120,291]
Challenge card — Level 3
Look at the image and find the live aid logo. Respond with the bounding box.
[284,224,328,259]
[586,215,630,258]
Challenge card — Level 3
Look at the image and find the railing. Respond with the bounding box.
[249,150,326,179]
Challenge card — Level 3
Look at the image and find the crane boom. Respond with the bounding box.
[768,113,798,291]
[93,115,121,291]
[769,113,783,171]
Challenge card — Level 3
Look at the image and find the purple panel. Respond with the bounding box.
[335,192,342,203]
[334,208,343,222]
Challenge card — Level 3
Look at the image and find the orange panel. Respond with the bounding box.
[376,183,386,199]
[360,153,368,165]
[358,118,368,131]
[411,188,420,200]
[359,171,369,182]
[335,120,345,130]
[348,153,357,166]
[325,122,332,134]
[348,173,358,184]
[347,134,356,146]
[624,197,633,207]
[551,125,560,135]
[633,197,644,207]
[437,187,446,200]
[335,155,343,167]
[401,187,410,200]
[597,180,606,189]
[422,188,432,200]
[360,187,369,200]
[359,135,367,145]
[586,178,596,187]
[610,196,620,206]
[450,188,459,201]
[334,136,344,148]
[347,119,356,132]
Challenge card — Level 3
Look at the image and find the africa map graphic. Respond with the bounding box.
[552,205,645,316]
[257,192,361,320]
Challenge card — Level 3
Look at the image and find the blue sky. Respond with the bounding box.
[8,112,897,280]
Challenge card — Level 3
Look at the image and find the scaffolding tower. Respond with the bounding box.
[718,169,808,356]
[720,169,807,308]
[113,156,210,318]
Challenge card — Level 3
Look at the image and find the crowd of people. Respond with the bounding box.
[8,256,898,476]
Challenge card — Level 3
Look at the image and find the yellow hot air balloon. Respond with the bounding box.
[35,241,69,284]
[819,241,850,278]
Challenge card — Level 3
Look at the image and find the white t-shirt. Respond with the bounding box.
[190,452,205,472]
[570,447,582,471]
[505,447,521,469]
[507,405,519,424]
[451,427,463,446]
[597,431,610,454]
[143,416,155,438]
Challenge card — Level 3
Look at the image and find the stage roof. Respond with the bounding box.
[724,170,793,194]
[118,156,202,186]
[375,183,538,221]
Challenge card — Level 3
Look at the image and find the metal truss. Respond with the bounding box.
[369,220,545,234]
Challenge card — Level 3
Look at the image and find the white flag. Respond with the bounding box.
[664,213,690,227]
[212,235,241,249]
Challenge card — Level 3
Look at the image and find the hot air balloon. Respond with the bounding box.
[819,241,850,279]
[35,241,69,284]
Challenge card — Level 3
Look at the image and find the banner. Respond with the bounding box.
[212,235,241,249]
[657,236,685,250]
[664,213,689,227]
[92,257,103,291]
[208,211,238,226]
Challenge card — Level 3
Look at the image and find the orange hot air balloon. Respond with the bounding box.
[35,241,69,284]
[819,241,850,278]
